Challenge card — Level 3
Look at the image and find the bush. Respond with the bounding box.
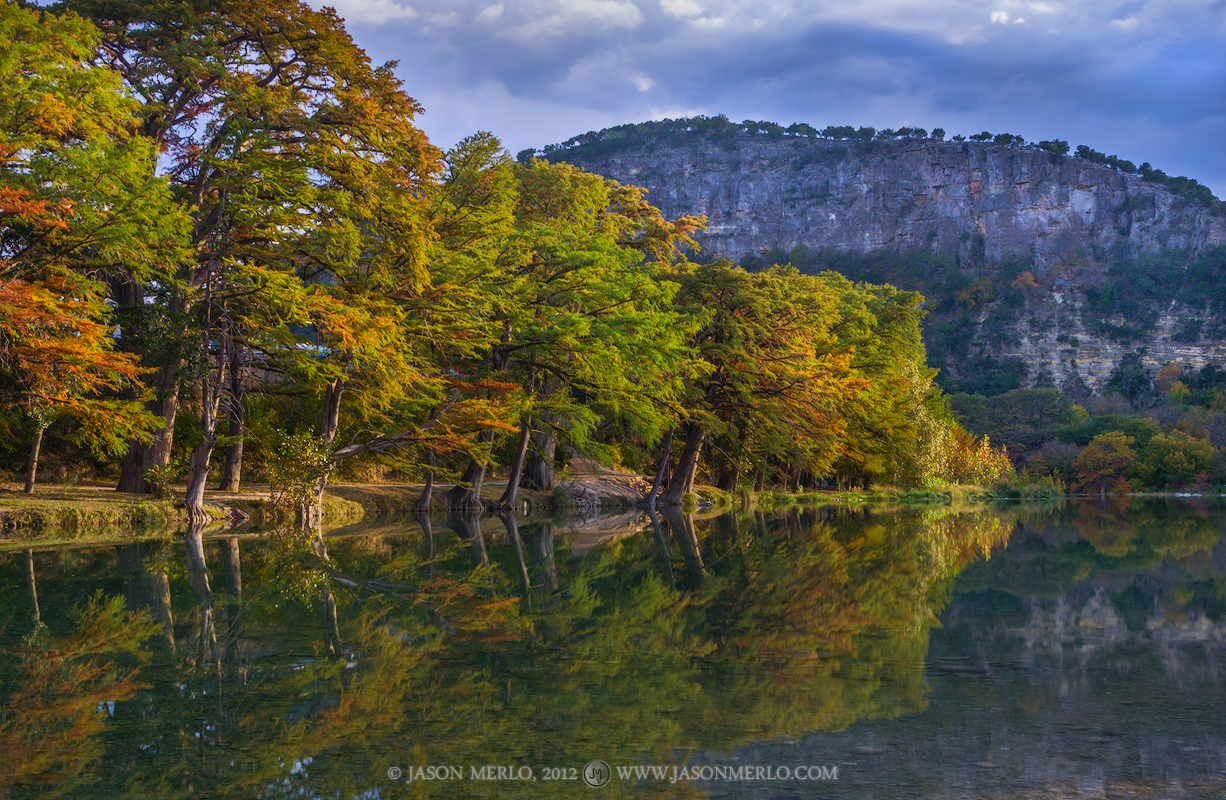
[1131,430,1216,489]
[144,458,184,501]
[1073,431,1137,494]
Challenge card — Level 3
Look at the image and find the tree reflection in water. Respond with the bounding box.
[13,502,1166,799]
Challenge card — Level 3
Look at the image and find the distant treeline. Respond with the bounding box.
[524,115,1222,215]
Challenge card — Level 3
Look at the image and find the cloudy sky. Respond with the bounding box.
[311,0,1226,195]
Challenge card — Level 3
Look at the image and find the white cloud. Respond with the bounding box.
[475,4,503,23]
[991,10,1010,23]
[500,0,645,43]
[317,0,417,24]
[1110,16,1139,30]
[661,0,704,17]
[630,71,655,91]
[1026,1,1060,14]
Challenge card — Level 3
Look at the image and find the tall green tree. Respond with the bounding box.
[1074,431,1137,495]
[428,158,702,510]
[659,263,861,503]
[486,160,702,510]
[817,273,935,487]
[64,0,442,517]
[0,1,187,491]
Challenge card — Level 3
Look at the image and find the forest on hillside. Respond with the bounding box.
[1,0,1017,520]
[745,242,1226,493]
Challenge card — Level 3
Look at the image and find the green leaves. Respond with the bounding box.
[0,3,185,451]
[671,262,862,482]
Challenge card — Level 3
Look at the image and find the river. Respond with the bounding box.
[1,498,1223,798]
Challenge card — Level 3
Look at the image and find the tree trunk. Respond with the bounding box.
[294,379,347,531]
[445,430,494,512]
[149,557,176,653]
[499,513,531,597]
[415,512,434,559]
[220,537,242,665]
[412,449,436,512]
[663,508,706,588]
[447,511,490,570]
[184,364,228,517]
[221,537,242,608]
[184,436,215,523]
[184,519,219,670]
[296,387,345,658]
[24,549,39,625]
[217,348,245,491]
[659,423,703,506]
[716,448,738,491]
[319,584,342,657]
[523,425,556,490]
[24,424,45,494]
[184,309,230,521]
[148,388,179,476]
[647,508,675,591]
[413,470,434,512]
[117,362,180,494]
[683,448,698,493]
[530,521,556,592]
[320,378,344,446]
[121,542,175,652]
[496,417,532,510]
[643,426,674,507]
[445,457,488,512]
[113,277,183,495]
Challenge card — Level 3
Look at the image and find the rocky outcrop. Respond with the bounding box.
[559,133,1226,393]
[563,134,1225,264]
[991,295,1226,394]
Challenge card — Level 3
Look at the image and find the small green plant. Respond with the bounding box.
[144,458,184,500]
[266,431,335,513]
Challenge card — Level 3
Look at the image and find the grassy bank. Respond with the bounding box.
[0,486,184,546]
[1,474,1073,549]
[695,477,1069,510]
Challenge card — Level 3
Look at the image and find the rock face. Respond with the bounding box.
[989,296,1226,395]
[559,133,1226,393]
[564,134,1225,264]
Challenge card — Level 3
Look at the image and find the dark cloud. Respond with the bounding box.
[324,0,1226,195]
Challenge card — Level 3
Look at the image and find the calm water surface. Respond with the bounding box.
[2,498,1225,798]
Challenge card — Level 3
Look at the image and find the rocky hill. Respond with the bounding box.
[537,121,1226,397]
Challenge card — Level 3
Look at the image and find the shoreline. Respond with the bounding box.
[1,477,1213,549]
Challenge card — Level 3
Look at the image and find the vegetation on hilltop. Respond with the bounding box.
[526,115,1222,215]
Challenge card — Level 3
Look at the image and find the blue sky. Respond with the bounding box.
[311,0,1226,196]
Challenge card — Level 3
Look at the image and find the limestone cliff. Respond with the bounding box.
[554,132,1226,394]
[560,134,1224,264]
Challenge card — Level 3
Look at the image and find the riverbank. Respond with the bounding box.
[0,466,1072,548]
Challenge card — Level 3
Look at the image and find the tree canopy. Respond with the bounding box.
[6,1,1017,506]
